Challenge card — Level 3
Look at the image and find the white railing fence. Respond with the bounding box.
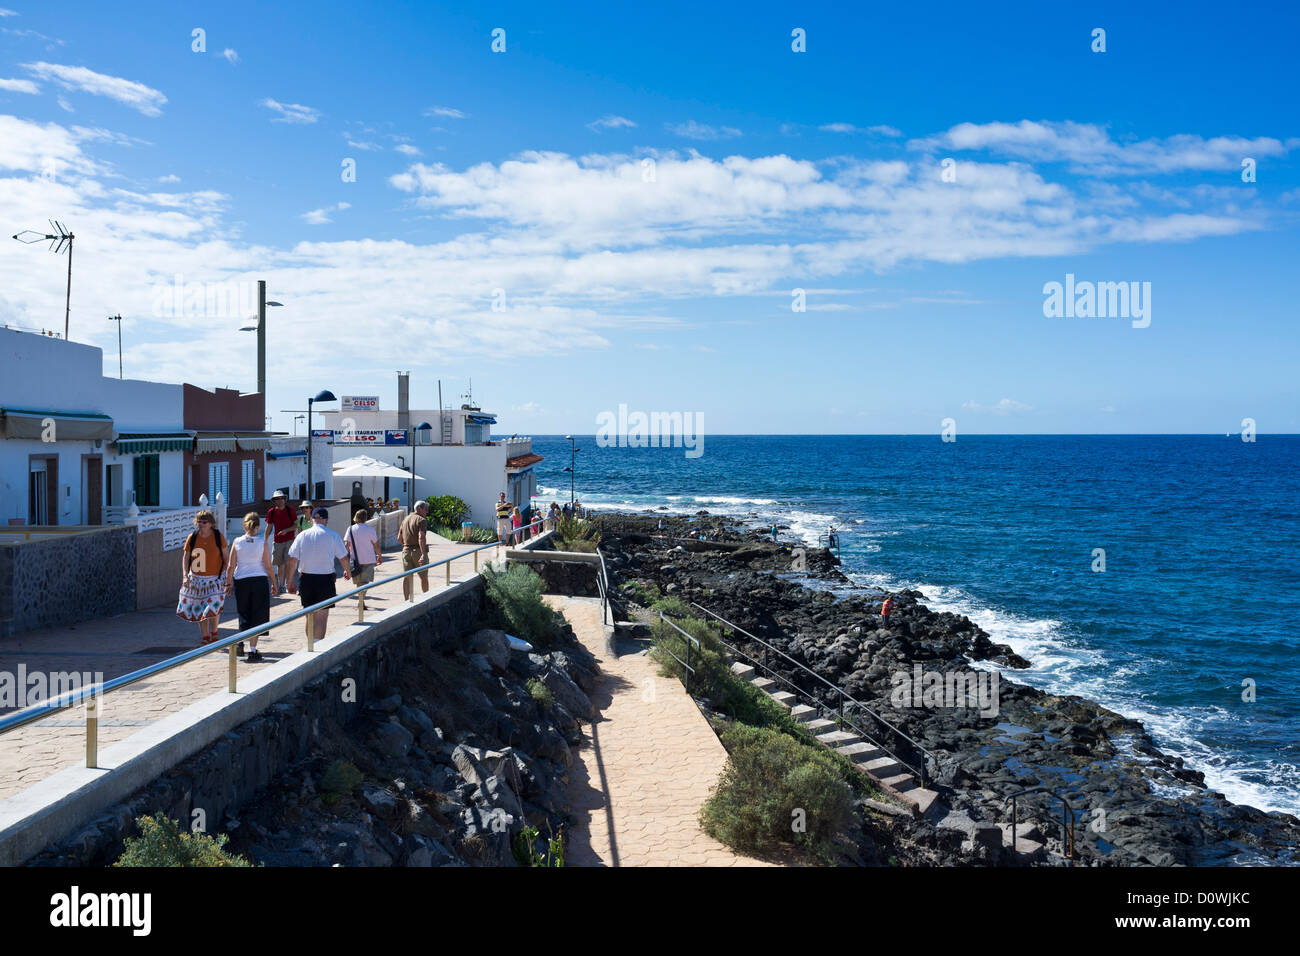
[124,492,227,551]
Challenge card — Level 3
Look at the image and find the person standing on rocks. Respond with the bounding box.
[286,507,351,641]
[399,500,431,601]
[226,511,276,661]
[880,593,895,629]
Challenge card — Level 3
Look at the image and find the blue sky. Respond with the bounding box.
[1,0,1297,434]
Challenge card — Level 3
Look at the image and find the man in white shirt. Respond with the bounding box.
[286,507,351,642]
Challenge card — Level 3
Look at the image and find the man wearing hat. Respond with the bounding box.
[264,490,297,594]
[286,507,351,641]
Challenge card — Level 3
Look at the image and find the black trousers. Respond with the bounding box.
[234,576,271,632]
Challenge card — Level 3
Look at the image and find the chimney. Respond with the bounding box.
[397,371,410,431]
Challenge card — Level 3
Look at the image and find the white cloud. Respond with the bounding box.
[261,98,320,124]
[0,77,39,94]
[221,48,239,65]
[300,201,351,224]
[345,137,381,151]
[587,115,636,132]
[425,105,467,119]
[56,95,73,112]
[963,398,1033,415]
[820,123,902,137]
[394,143,421,156]
[158,173,181,183]
[666,120,741,140]
[23,61,166,116]
[916,120,1292,175]
[0,7,18,15]
[511,401,544,416]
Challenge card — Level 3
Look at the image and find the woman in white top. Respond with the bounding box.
[344,509,382,611]
[225,512,277,662]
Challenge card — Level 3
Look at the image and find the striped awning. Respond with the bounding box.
[113,432,194,453]
[267,449,306,459]
[193,432,273,453]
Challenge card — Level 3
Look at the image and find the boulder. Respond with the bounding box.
[371,720,414,758]
[542,668,593,720]
[469,628,511,671]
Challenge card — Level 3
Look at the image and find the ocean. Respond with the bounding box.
[529,433,1300,816]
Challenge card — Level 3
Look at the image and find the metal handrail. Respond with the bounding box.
[817,532,841,556]
[596,548,610,625]
[656,612,698,694]
[1005,786,1077,865]
[690,601,935,789]
[0,534,514,763]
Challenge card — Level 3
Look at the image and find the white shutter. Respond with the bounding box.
[208,462,229,502]
[241,459,254,502]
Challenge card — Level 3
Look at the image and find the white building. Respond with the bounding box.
[0,329,189,525]
[315,382,541,528]
[265,435,308,502]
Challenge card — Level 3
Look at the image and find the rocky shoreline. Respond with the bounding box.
[599,511,1300,866]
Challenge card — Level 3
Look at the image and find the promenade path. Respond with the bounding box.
[0,536,501,803]
[554,595,773,867]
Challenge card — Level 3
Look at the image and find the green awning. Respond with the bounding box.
[113,432,194,453]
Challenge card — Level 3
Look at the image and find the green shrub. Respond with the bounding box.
[512,823,565,867]
[425,494,471,528]
[113,813,255,867]
[650,594,694,619]
[621,580,661,606]
[555,516,601,552]
[700,724,857,864]
[481,563,564,647]
[526,677,554,709]
[649,613,729,692]
[319,758,364,806]
[431,523,497,543]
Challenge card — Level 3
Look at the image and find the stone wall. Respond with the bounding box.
[512,555,599,596]
[0,526,136,638]
[30,584,481,866]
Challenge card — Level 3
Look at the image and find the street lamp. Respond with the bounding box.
[409,421,432,511]
[563,435,580,506]
[238,280,283,397]
[306,389,336,502]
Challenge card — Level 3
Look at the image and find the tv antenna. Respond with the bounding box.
[13,220,74,341]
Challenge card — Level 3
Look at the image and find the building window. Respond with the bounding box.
[208,461,229,502]
[465,423,483,444]
[133,455,160,507]
[241,459,255,503]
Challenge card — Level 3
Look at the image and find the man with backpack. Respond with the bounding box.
[264,490,296,593]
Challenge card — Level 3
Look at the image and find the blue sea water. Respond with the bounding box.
[530,434,1300,816]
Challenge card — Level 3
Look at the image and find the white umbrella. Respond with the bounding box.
[333,460,425,480]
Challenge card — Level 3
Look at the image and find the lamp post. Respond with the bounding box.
[108,314,123,378]
[306,389,336,502]
[409,421,432,511]
[239,281,283,397]
[563,435,580,506]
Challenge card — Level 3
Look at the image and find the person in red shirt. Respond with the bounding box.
[265,490,297,593]
[880,594,895,629]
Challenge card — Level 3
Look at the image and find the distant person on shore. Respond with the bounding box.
[226,511,275,662]
[548,502,561,530]
[176,510,227,645]
[880,594,894,628]
[399,500,430,601]
[286,507,350,641]
[264,490,296,593]
[828,525,838,549]
[659,517,666,534]
[495,492,512,542]
[573,499,583,518]
[562,501,572,520]
[770,524,778,542]
[510,506,522,545]
[345,509,381,611]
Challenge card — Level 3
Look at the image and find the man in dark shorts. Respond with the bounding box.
[286,507,350,642]
[399,500,430,601]
[265,490,297,593]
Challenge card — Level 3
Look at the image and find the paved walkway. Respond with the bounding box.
[0,536,503,802]
[553,596,773,867]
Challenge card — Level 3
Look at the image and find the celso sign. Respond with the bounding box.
[341,396,379,412]
[313,429,409,445]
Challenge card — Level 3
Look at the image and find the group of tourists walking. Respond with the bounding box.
[176,489,391,658]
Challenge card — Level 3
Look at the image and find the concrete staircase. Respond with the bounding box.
[730,661,941,817]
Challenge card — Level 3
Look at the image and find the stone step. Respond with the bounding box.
[806,718,837,737]
[863,756,903,779]
[911,788,943,818]
[817,729,862,748]
[835,742,881,764]
[752,677,776,692]
[770,691,798,708]
[879,773,917,792]
[730,662,755,680]
[789,704,818,722]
